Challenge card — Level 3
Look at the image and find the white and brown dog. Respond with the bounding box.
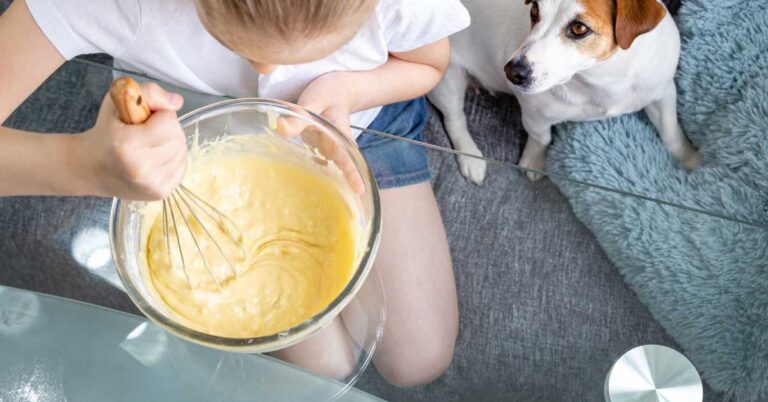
[429,0,701,183]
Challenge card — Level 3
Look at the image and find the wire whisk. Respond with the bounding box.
[110,77,244,289]
[161,184,246,289]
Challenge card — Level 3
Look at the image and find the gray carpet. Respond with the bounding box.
[0,1,722,400]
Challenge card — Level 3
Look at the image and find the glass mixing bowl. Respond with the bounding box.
[110,98,382,353]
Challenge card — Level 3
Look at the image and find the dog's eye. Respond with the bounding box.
[567,21,592,39]
[530,1,540,25]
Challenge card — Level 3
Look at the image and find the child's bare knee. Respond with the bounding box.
[279,350,358,380]
[308,357,358,381]
[378,335,456,387]
[271,323,360,381]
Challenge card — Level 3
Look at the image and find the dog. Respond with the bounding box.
[429,0,701,183]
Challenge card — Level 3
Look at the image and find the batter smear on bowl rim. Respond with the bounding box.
[140,135,360,339]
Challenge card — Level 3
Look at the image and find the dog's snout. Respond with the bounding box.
[504,59,533,87]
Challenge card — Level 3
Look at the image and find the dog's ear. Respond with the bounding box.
[525,0,533,4]
[615,0,667,49]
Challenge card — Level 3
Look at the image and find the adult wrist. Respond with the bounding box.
[52,133,100,197]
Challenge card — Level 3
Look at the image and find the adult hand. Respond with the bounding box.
[74,82,187,200]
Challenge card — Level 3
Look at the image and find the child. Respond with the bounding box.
[0,0,469,386]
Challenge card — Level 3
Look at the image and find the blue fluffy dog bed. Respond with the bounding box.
[547,0,768,400]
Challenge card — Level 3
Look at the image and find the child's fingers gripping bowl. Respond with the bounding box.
[277,112,365,194]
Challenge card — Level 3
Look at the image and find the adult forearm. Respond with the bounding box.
[0,126,90,197]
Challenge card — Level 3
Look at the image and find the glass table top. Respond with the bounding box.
[1,55,763,402]
[0,285,381,402]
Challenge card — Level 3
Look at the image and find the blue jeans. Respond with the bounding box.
[356,98,431,189]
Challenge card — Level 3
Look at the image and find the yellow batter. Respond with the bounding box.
[141,136,359,338]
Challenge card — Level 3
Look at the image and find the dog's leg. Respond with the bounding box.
[519,114,552,182]
[428,64,487,185]
[644,83,701,170]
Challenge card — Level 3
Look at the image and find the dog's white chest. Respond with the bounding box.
[527,81,656,124]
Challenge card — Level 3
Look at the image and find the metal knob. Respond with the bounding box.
[605,345,703,402]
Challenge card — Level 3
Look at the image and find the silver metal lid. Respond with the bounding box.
[605,345,703,402]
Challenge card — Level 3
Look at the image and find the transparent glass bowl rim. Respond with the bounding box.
[109,98,382,352]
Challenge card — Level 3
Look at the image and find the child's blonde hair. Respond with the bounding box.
[197,0,378,42]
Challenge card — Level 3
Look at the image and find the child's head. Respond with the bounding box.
[196,0,378,74]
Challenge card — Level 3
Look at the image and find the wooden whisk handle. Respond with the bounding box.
[109,77,151,125]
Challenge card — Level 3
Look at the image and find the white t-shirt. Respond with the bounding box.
[26,0,470,136]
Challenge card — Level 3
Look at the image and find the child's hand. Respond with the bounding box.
[297,72,355,138]
[276,73,365,194]
[75,82,187,201]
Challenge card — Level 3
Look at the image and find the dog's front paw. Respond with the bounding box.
[519,153,546,182]
[681,150,702,171]
[456,145,487,185]
[525,170,545,182]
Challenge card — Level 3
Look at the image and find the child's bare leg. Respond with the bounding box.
[273,182,458,386]
[271,318,359,379]
[372,182,458,387]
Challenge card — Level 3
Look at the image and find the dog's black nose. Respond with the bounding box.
[504,60,533,87]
